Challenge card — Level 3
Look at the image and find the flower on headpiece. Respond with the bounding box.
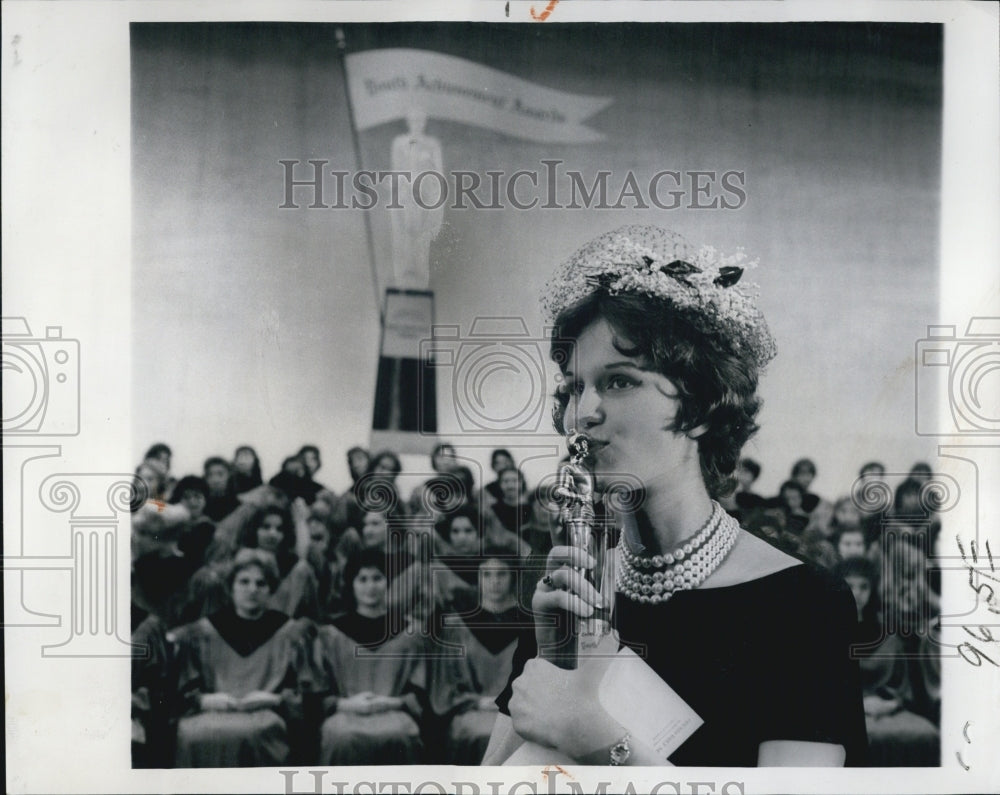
[540,225,777,367]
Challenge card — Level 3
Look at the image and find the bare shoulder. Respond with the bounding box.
[701,529,802,589]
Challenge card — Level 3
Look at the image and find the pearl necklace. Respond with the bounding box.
[616,502,740,604]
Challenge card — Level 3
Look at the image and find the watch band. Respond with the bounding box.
[609,732,631,766]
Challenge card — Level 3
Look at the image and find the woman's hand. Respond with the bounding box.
[365,695,403,713]
[337,692,378,715]
[508,652,622,759]
[199,693,240,712]
[863,694,901,719]
[532,545,604,655]
[239,691,282,712]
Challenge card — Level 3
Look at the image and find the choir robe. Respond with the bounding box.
[856,622,939,765]
[430,606,531,764]
[269,558,320,620]
[170,609,313,767]
[314,613,427,764]
[132,614,173,768]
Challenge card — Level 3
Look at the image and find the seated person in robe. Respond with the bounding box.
[430,542,532,764]
[835,557,939,766]
[170,548,315,767]
[314,548,428,764]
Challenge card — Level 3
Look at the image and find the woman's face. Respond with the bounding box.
[256,512,286,553]
[232,564,271,618]
[432,446,457,472]
[492,453,515,474]
[353,566,387,611]
[307,518,330,556]
[838,531,866,559]
[781,487,803,513]
[448,516,479,556]
[180,488,207,520]
[234,449,256,475]
[844,574,872,615]
[793,467,815,491]
[205,463,230,495]
[362,511,388,548]
[562,318,699,494]
[499,471,521,504]
[480,559,515,602]
[136,464,163,494]
[834,500,861,528]
[349,450,370,479]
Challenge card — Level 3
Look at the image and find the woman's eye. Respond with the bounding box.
[605,374,636,390]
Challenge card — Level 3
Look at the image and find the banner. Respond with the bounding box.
[344,48,612,143]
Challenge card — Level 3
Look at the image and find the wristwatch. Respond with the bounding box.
[609,732,631,766]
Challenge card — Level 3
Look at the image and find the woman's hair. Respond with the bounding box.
[497,466,527,491]
[491,448,515,469]
[144,442,172,461]
[859,460,885,477]
[779,480,806,499]
[893,477,924,516]
[341,547,388,612]
[227,547,281,593]
[791,458,816,478]
[233,445,263,480]
[830,496,861,528]
[240,506,295,561]
[550,291,763,498]
[832,555,881,620]
[169,475,209,503]
[435,504,482,541]
[832,524,868,555]
[368,450,402,476]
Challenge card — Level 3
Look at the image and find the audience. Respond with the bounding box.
[132,439,941,767]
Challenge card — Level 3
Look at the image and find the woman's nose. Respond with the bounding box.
[573,388,604,430]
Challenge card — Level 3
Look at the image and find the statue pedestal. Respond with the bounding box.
[370,288,438,455]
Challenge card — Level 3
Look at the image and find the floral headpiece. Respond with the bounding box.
[541,225,777,367]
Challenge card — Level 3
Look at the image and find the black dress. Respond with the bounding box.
[496,562,868,766]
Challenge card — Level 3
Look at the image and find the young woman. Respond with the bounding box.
[430,543,533,764]
[313,548,428,764]
[170,548,314,767]
[485,225,866,767]
[232,445,264,494]
[834,557,939,765]
[483,449,517,504]
[238,506,320,620]
[487,467,533,539]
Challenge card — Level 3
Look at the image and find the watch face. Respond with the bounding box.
[610,737,631,765]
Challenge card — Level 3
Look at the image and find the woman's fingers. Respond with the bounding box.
[536,586,596,617]
[546,545,595,572]
[538,564,603,606]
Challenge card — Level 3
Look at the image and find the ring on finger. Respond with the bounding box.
[542,574,555,588]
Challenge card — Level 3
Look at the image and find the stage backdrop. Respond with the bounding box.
[132,22,941,498]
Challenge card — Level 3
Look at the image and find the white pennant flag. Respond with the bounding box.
[344,48,612,143]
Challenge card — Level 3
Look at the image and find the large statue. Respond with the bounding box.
[389,109,444,290]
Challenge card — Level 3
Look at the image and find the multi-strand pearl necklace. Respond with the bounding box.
[616,501,740,604]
